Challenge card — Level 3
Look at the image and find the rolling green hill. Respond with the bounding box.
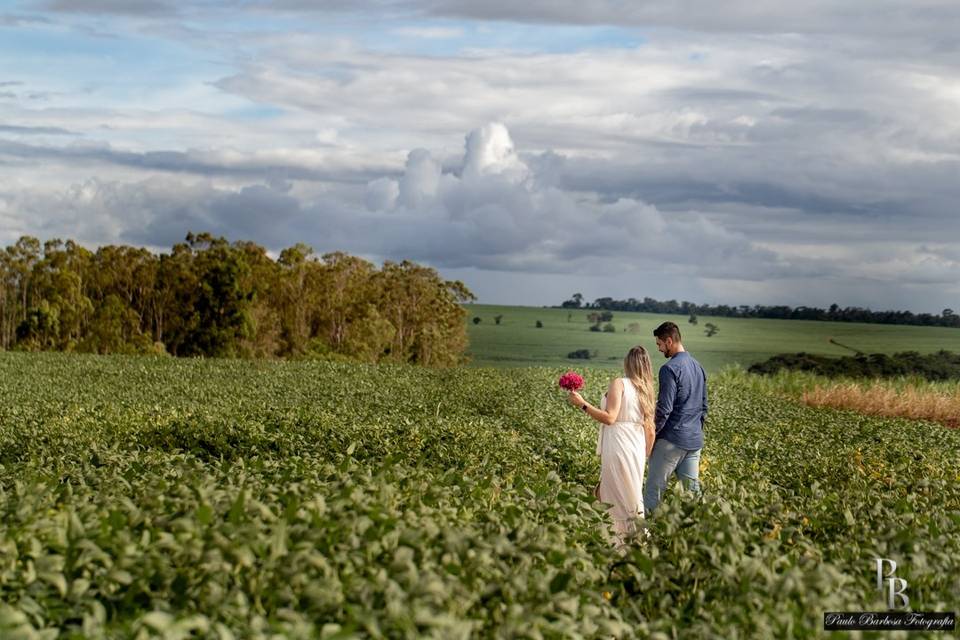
[464,304,960,372]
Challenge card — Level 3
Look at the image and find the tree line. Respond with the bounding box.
[748,350,960,381]
[560,294,960,329]
[0,234,475,365]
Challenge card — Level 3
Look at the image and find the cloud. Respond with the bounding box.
[3,121,958,311]
[0,124,77,135]
[364,176,399,211]
[398,1,960,42]
[393,26,464,39]
[356,123,791,280]
[4,2,960,311]
[0,138,391,184]
[3,122,789,281]
[0,14,51,26]
[1,176,312,250]
[462,122,527,180]
[220,1,960,46]
[42,0,176,16]
[396,148,442,208]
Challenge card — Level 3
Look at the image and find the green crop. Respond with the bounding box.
[0,352,958,638]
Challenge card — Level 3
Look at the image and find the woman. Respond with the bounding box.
[568,346,657,547]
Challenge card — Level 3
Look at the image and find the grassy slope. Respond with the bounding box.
[464,303,960,373]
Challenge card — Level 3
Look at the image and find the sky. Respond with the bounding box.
[1,1,959,313]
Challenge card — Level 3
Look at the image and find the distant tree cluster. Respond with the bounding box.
[748,350,960,381]
[0,234,475,365]
[586,310,614,333]
[559,294,960,329]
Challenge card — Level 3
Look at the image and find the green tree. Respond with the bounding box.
[154,240,198,354]
[15,299,60,350]
[32,239,94,350]
[315,252,379,355]
[378,260,475,366]
[2,237,41,348]
[235,239,282,358]
[88,244,158,347]
[78,294,154,354]
[0,252,9,349]
[185,233,254,357]
[561,292,583,308]
[275,243,316,356]
[1,233,477,366]
[159,233,253,357]
[340,304,397,363]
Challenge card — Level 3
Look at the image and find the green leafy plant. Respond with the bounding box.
[0,352,956,638]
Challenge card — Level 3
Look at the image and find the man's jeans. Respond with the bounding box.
[643,438,702,515]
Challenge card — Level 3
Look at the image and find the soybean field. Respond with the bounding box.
[0,353,958,638]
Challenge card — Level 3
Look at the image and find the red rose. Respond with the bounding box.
[558,371,584,391]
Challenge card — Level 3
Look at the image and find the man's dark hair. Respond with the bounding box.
[653,321,682,342]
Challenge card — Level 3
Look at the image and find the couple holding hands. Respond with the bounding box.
[567,322,707,547]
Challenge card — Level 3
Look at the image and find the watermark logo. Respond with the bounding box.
[876,557,909,610]
[823,558,956,632]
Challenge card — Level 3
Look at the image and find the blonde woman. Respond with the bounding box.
[568,346,657,547]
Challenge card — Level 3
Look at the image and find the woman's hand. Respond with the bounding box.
[645,428,656,458]
[567,391,585,408]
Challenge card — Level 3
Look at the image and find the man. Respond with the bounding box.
[643,321,707,515]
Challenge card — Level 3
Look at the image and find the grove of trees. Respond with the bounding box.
[749,350,960,381]
[0,234,475,365]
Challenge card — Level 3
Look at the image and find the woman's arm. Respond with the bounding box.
[568,378,622,425]
[644,424,656,458]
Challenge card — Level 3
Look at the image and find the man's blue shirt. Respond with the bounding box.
[655,351,707,450]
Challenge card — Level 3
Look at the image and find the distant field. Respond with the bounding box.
[464,304,960,372]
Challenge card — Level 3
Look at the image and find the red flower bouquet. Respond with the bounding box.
[558,371,584,392]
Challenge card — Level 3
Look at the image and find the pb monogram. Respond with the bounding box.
[876,558,909,610]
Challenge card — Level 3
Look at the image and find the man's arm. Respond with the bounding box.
[655,365,677,434]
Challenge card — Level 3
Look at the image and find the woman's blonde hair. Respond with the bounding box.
[623,345,656,432]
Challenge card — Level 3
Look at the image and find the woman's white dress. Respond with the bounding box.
[597,378,647,544]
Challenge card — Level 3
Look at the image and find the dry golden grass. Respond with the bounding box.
[802,382,960,428]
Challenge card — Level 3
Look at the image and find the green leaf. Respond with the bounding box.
[196,504,214,526]
[549,571,572,594]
